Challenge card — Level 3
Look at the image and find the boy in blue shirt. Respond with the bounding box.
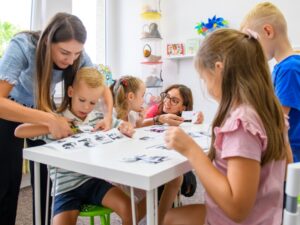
[241,2,299,162]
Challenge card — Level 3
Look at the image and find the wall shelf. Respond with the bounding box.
[140,12,161,20]
[141,61,163,65]
[165,54,195,60]
[146,85,163,88]
[141,37,162,41]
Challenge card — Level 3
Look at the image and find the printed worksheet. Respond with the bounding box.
[44,128,130,151]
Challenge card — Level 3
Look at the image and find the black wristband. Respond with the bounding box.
[154,115,162,125]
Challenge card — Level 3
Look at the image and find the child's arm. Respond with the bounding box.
[165,127,260,223]
[15,123,50,139]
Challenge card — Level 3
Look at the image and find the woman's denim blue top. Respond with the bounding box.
[0,33,92,107]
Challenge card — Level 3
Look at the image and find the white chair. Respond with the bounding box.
[283,162,300,225]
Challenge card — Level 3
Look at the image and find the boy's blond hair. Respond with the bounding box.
[74,67,105,89]
[241,2,287,36]
[57,67,105,113]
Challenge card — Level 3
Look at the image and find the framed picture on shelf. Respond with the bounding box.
[166,43,184,56]
[185,38,200,55]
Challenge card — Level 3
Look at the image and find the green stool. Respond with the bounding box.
[298,196,300,204]
[80,204,112,225]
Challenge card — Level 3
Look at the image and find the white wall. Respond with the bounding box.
[110,0,300,123]
[106,0,141,77]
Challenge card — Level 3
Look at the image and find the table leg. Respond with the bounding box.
[34,162,41,225]
[155,188,158,225]
[45,172,50,225]
[147,189,155,225]
[130,187,137,225]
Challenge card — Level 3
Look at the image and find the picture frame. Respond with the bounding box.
[166,43,185,56]
[185,38,200,55]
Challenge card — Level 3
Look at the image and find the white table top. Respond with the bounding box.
[23,123,210,191]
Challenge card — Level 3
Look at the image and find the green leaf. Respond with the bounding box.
[0,21,20,58]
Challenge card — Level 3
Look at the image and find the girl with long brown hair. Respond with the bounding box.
[163,29,292,225]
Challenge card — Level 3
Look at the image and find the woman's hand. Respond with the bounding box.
[193,111,204,124]
[118,121,135,137]
[164,126,197,157]
[93,115,112,131]
[47,114,73,139]
[159,114,184,126]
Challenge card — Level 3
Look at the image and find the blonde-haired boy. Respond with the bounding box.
[241,2,300,162]
[15,67,142,225]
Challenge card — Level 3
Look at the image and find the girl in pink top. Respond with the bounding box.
[163,29,292,225]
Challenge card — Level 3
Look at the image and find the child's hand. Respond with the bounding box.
[118,121,135,137]
[193,111,204,124]
[164,126,197,156]
[93,116,112,131]
[138,107,145,120]
[136,107,146,128]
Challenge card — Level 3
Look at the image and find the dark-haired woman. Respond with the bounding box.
[144,84,204,126]
[0,12,113,225]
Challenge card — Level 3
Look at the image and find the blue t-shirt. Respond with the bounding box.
[272,55,300,162]
[0,33,93,107]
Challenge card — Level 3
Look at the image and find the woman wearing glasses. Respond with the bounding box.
[143,84,204,200]
[143,84,204,126]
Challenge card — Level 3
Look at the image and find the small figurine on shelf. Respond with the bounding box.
[97,64,114,86]
[140,0,161,20]
[144,68,163,88]
[143,44,152,57]
[195,15,228,36]
[141,23,162,39]
[145,75,163,87]
[143,44,162,63]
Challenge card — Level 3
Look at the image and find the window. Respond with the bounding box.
[54,0,106,105]
[0,0,32,57]
[72,0,106,64]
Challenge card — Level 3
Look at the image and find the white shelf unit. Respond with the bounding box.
[165,54,195,60]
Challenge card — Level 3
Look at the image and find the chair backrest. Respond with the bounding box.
[283,162,300,225]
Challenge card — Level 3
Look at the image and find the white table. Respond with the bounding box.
[23,123,210,225]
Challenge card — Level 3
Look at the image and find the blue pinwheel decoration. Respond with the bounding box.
[195,15,228,36]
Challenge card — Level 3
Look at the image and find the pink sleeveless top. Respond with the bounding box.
[205,105,285,225]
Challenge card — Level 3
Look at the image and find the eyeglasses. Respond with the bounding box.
[160,92,181,106]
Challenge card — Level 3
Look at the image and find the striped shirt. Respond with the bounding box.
[40,109,121,196]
